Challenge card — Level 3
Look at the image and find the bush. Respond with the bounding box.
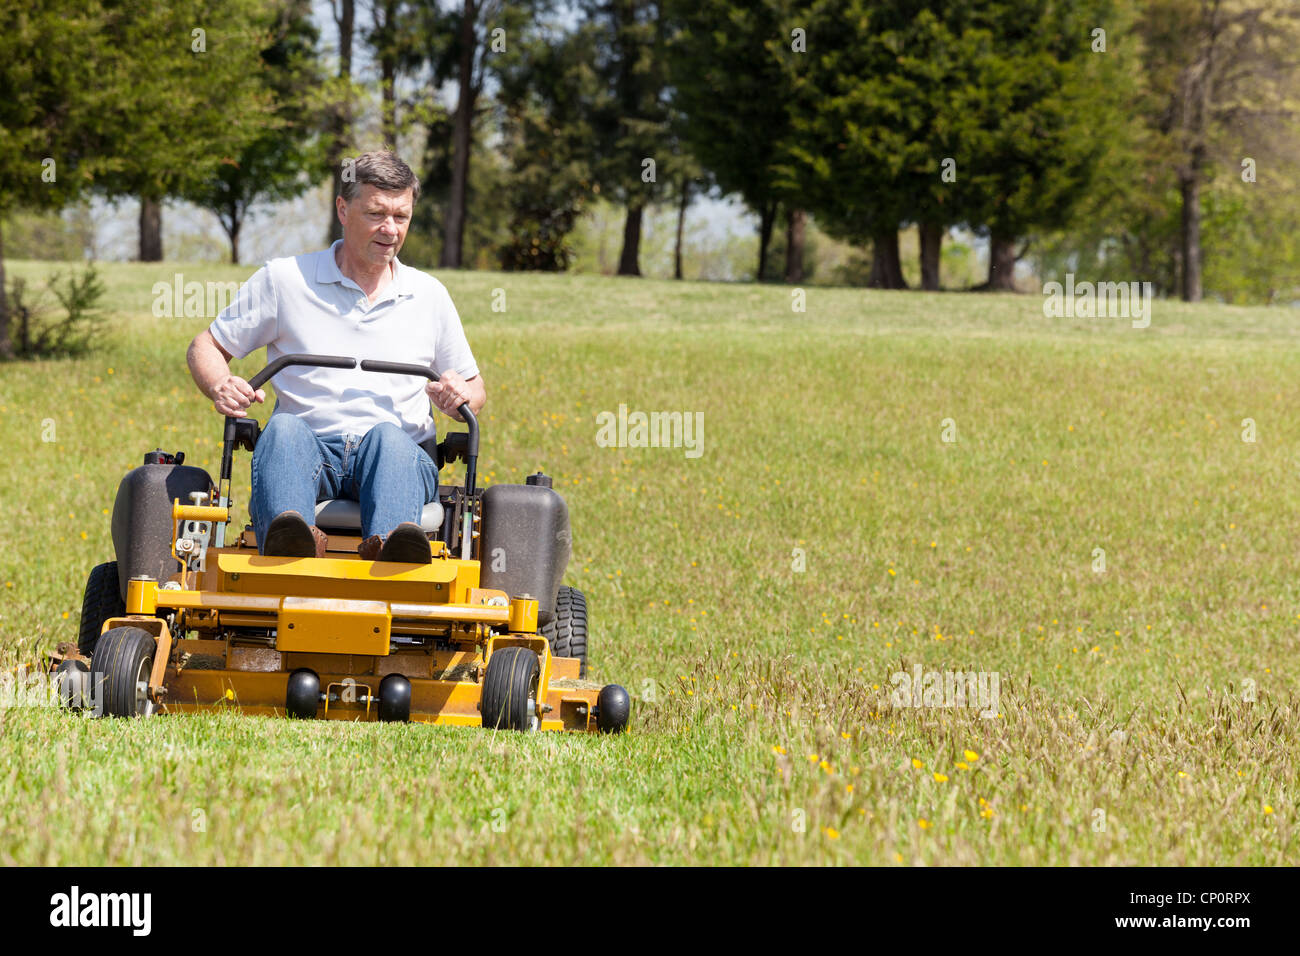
[5,265,108,359]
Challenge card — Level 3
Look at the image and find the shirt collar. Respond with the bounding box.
[317,239,414,301]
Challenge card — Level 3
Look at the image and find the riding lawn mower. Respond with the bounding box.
[48,354,630,733]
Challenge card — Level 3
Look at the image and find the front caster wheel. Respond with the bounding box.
[595,684,630,733]
[89,626,157,718]
[378,674,411,722]
[481,646,540,731]
[285,668,320,719]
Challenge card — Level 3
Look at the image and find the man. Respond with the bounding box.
[186,150,486,563]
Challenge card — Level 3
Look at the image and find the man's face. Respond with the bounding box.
[337,184,414,268]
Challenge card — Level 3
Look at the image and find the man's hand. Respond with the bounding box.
[211,375,266,418]
[426,370,472,418]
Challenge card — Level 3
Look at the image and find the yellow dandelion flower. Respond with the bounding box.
[912,758,924,769]
[954,761,969,771]
[1264,805,1274,814]
[824,827,840,840]
[917,818,932,830]
[894,852,903,863]
[841,731,851,740]
[964,749,979,762]
[933,773,949,783]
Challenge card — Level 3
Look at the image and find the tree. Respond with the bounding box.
[666,0,802,281]
[781,0,1122,292]
[495,20,602,270]
[183,0,329,263]
[89,0,280,262]
[1137,0,1300,301]
[325,0,357,244]
[0,0,123,356]
[962,0,1127,290]
[581,0,672,276]
[783,2,989,288]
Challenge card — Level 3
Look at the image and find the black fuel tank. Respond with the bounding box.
[478,477,571,626]
[110,462,215,599]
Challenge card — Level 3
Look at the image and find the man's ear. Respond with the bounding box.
[335,195,348,226]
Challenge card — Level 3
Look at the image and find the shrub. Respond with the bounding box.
[5,265,108,359]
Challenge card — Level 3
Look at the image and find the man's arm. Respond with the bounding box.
[187,329,266,418]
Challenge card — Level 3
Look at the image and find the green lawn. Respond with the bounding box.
[1,259,1297,865]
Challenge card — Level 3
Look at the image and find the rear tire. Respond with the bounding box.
[542,585,588,678]
[78,561,125,658]
[481,646,540,731]
[90,626,157,718]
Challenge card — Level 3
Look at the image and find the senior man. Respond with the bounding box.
[186,150,485,564]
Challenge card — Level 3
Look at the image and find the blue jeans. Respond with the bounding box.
[249,414,438,553]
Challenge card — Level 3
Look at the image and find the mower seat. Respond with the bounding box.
[313,498,444,534]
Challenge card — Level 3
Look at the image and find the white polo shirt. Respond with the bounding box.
[208,240,478,444]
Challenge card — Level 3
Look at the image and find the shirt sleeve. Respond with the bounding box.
[208,265,278,360]
[433,283,480,380]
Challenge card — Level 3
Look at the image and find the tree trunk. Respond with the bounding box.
[784,207,806,283]
[381,63,396,149]
[757,202,777,281]
[674,178,689,280]
[328,0,355,245]
[617,202,643,276]
[139,197,163,262]
[440,0,477,270]
[987,233,1017,291]
[1180,171,1202,302]
[229,221,241,266]
[868,230,906,289]
[919,221,942,291]
[379,0,397,148]
[0,223,10,359]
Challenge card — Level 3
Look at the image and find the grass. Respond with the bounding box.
[1,259,1297,865]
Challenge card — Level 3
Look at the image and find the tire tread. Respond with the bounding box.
[78,561,125,658]
[542,585,588,678]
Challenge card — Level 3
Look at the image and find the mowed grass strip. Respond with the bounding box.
[0,262,1296,865]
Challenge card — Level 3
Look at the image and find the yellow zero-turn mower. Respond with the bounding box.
[49,354,630,732]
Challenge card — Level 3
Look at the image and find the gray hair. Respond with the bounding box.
[341,150,421,202]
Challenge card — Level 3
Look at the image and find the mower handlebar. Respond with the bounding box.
[221,353,480,497]
[246,353,356,390]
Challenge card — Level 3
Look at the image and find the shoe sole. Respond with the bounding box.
[377,525,432,564]
[264,514,316,558]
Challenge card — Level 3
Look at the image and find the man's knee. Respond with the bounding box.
[258,412,316,452]
[360,421,416,455]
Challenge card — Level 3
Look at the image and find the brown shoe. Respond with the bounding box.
[263,511,328,558]
[358,522,431,564]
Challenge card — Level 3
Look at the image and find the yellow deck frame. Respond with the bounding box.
[109,543,604,732]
